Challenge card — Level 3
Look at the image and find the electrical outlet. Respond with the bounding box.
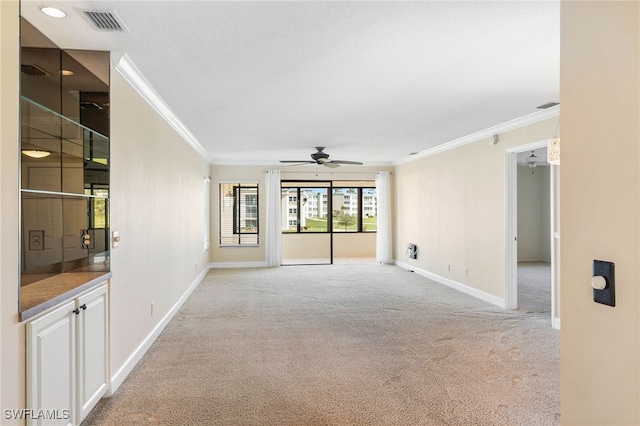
[407,243,417,260]
[447,263,451,272]
[81,229,93,249]
[465,268,469,276]
[29,230,45,251]
[151,302,154,316]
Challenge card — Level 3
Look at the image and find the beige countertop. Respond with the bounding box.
[20,271,112,321]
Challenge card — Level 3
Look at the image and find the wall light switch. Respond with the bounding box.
[112,230,120,248]
[593,260,615,307]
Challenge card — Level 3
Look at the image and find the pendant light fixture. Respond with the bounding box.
[22,150,51,158]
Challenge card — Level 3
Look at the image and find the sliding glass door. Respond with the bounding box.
[281,182,332,265]
[281,180,378,265]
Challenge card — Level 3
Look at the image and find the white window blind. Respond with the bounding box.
[204,177,210,252]
[219,182,259,246]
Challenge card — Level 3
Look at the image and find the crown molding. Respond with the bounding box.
[393,105,560,166]
[112,53,211,163]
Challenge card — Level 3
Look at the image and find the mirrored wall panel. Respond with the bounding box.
[20,18,110,312]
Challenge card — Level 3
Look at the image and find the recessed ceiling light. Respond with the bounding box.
[60,69,75,76]
[39,6,67,18]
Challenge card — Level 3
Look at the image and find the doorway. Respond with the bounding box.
[505,141,560,329]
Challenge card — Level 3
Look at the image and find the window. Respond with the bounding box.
[362,188,378,231]
[332,187,377,232]
[282,181,377,233]
[204,177,210,251]
[300,189,328,232]
[84,186,109,230]
[282,183,330,232]
[219,182,259,246]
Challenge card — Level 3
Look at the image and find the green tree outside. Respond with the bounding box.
[333,207,356,231]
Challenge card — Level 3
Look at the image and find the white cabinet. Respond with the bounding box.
[26,300,75,426]
[26,283,109,426]
[75,285,109,421]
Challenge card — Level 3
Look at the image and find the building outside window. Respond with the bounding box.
[219,182,259,245]
[282,183,377,233]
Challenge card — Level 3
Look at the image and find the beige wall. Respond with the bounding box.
[394,119,557,302]
[517,166,551,262]
[560,2,640,424]
[1,1,23,420]
[109,69,210,382]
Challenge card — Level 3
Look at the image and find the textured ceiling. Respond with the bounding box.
[20,1,560,166]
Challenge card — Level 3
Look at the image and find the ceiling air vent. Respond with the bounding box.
[82,10,126,31]
[536,102,559,109]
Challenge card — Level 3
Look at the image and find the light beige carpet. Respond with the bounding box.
[518,261,552,315]
[82,264,559,425]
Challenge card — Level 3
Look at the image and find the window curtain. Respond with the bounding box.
[265,170,282,266]
[375,171,393,264]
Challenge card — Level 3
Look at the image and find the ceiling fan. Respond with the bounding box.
[524,151,540,168]
[520,150,549,173]
[280,147,363,168]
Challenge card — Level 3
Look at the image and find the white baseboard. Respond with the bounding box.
[107,266,210,396]
[552,317,561,330]
[395,261,505,308]
[209,261,269,269]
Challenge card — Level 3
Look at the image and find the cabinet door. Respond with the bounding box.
[76,283,109,423]
[26,300,76,426]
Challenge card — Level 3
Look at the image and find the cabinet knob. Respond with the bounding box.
[73,304,87,315]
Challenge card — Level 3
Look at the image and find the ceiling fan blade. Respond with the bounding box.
[331,160,364,165]
[281,148,363,167]
[280,160,315,164]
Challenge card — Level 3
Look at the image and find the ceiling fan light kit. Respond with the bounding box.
[280,147,364,168]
